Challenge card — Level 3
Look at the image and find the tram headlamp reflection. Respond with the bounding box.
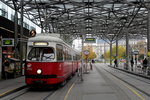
[37,69,42,74]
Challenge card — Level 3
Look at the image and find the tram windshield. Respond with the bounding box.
[28,47,55,61]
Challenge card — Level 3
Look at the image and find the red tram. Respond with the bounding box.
[25,35,80,86]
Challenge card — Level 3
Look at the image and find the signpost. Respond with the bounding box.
[83,50,90,56]
[84,50,90,73]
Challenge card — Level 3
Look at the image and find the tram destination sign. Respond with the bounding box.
[84,38,96,43]
[2,38,14,47]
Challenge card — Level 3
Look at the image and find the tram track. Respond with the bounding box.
[108,66,150,85]
[11,89,56,100]
[9,88,29,100]
[96,64,150,97]
[1,85,58,100]
[0,85,27,99]
[42,90,56,100]
[1,74,78,100]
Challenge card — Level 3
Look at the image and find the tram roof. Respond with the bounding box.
[2,0,150,43]
[28,34,64,43]
[28,34,80,53]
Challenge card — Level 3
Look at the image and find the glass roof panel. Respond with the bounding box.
[1,0,149,41]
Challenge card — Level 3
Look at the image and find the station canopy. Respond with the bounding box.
[2,0,150,43]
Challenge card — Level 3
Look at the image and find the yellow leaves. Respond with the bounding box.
[103,45,125,60]
[81,45,97,60]
[147,51,150,57]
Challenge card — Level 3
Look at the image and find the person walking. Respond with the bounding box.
[91,59,95,63]
[114,59,117,67]
[130,58,134,71]
[142,58,148,73]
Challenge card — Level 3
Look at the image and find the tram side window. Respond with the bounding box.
[64,47,66,60]
[68,50,72,60]
[73,55,76,61]
[64,47,70,61]
[64,47,68,61]
[56,44,63,61]
[74,54,77,60]
[69,54,71,60]
[67,49,70,60]
[77,55,80,60]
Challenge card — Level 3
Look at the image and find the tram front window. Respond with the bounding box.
[28,47,55,61]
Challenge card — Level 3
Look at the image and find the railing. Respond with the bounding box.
[120,62,150,76]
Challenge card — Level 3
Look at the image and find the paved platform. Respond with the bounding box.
[0,63,149,100]
[0,76,26,98]
[63,63,150,100]
[66,64,127,100]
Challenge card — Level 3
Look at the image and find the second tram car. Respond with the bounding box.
[25,35,80,86]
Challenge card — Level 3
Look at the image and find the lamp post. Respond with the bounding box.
[20,0,24,75]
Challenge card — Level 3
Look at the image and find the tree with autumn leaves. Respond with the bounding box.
[103,41,146,60]
[81,45,97,60]
[103,45,126,60]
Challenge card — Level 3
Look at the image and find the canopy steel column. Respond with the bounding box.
[110,42,112,66]
[0,36,2,78]
[116,37,118,67]
[148,9,150,54]
[147,8,150,75]
[20,0,24,75]
[13,0,19,76]
[81,35,84,81]
[126,30,129,70]
[14,8,18,58]
[14,11,18,57]
[104,43,106,63]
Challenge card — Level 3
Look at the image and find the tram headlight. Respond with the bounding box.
[37,69,42,74]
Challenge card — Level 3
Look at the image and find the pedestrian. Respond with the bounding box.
[130,58,134,71]
[3,59,14,79]
[142,58,148,73]
[92,59,95,64]
[114,59,117,67]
